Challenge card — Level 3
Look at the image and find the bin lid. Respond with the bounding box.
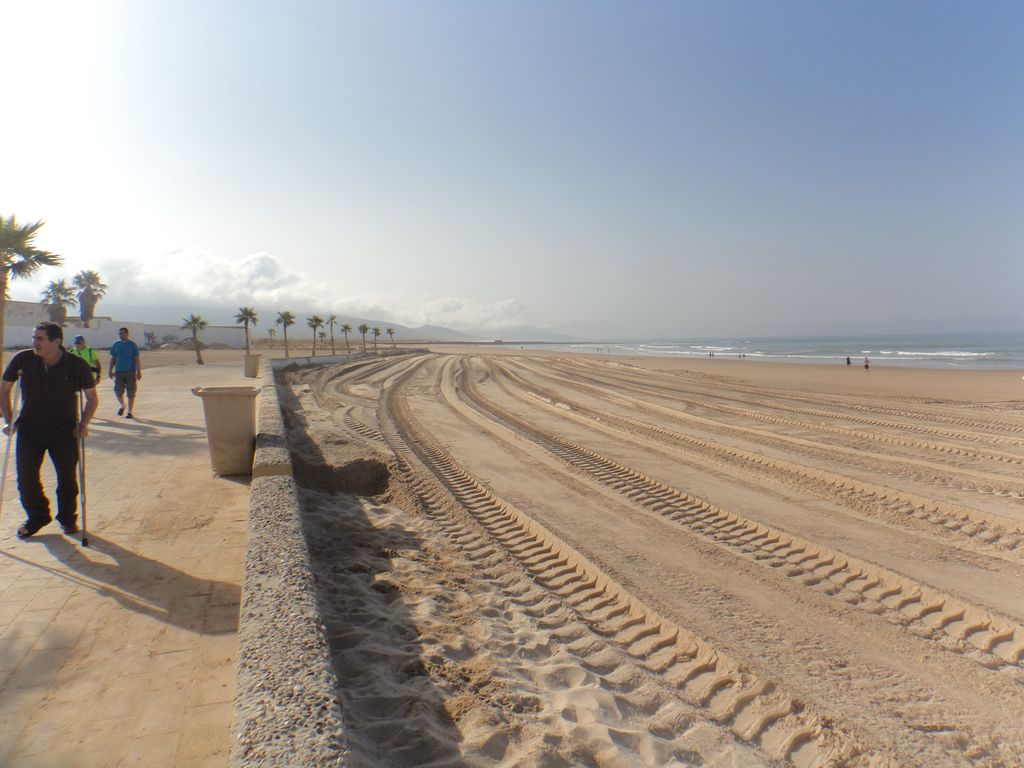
[191,386,262,397]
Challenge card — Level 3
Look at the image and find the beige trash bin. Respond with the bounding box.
[243,353,262,378]
[192,386,262,475]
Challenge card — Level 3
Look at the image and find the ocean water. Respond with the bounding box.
[518,333,1024,370]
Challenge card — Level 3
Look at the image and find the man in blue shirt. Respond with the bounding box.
[109,327,142,418]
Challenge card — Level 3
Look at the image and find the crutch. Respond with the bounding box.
[0,386,21,526]
[77,389,90,547]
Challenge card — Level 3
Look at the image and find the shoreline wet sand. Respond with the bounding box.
[429,342,1024,401]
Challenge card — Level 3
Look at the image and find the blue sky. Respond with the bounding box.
[2,1,1021,338]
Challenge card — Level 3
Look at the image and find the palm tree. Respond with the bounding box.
[276,311,295,358]
[372,327,381,352]
[318,331,327,348]
[181,314,208,365]
[235,306,258,354]
[327,314,337,355]
[307,315,324,356]
[358,323,369,353]
[386,328,397,349]
[39,278,77,324]
[0,215,61,361]
[71,270,107,328]
[341,323,352,353]
[267,328,276,346]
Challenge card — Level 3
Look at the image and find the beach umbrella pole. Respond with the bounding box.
[0,386,20,526]
[78,390,89,547]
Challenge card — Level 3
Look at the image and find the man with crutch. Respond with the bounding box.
[1,322,98,539]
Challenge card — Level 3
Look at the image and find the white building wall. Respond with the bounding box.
[4,319,245,350]
[143,324,245,349]
[3,321,145,351]
[5,300,49,327]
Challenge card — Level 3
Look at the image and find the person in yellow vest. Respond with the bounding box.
[69,335,102,383]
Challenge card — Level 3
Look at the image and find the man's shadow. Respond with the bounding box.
[7,533,242,634]
[83,418,208,458]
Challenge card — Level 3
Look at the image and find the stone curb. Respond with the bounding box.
[231,359,349,766]
[252,373,293,479]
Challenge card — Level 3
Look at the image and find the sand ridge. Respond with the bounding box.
[279,350,1024,767]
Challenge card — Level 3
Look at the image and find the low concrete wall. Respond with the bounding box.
[231,358,349,766]
[251,372,293,479]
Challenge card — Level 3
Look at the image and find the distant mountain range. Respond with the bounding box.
[97,303,579,344]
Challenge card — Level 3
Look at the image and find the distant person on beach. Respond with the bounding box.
[846,356,851,366]
[69,335,102,383]
[109,327,142,418]
[1,322,98,538]
[864,356,870,373]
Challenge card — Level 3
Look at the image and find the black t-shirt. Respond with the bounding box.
[3,348,95,430]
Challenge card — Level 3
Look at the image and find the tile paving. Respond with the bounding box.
[0,360,255,767]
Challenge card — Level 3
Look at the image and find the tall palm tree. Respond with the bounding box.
[341,323,352,353]
[307,315,324,356]
[72,269,108,328]
[386,328,397,349]
[181,314,208,365]
[267,328,276,346]
[0,215,61,361]
[235,306,258,354]
[358,323,369,353]
[372,327,381,352]
[39,278,77,324]
[327,314,337,355]
[318,331,327,348]
[276,311,295,358]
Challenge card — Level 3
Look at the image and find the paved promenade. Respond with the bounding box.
[0,359,255,767]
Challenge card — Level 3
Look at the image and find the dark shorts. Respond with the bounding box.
[114,371,138,398]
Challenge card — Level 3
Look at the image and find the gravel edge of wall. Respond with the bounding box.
[230,361,349,766]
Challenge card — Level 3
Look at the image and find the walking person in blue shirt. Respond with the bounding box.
[109,327,142,418]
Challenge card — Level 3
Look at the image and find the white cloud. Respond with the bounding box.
[384,296,535,331]
[10,247,541,332]
[100,249,309,307]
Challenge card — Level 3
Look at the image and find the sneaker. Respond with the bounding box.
[61,523,79,535]
[117,406,125,416]
[126,413,133,419]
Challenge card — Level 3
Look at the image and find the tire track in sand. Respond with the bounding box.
[455,359,1024,670]
[492,359,1024,558]
[372,356,882,767]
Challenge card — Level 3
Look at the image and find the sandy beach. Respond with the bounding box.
[275,348,1024,767]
